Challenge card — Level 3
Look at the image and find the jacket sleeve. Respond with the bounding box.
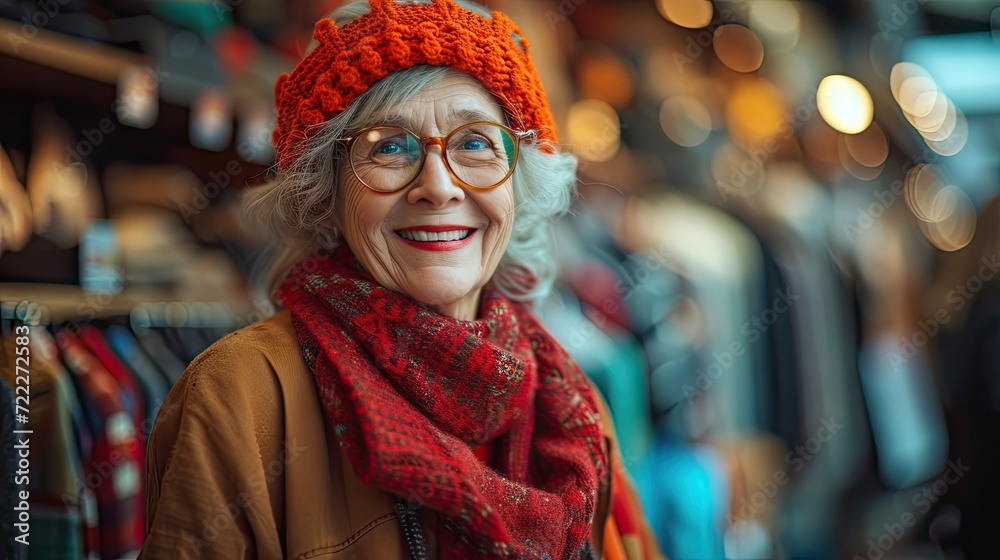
[139,332,287,560]
[589,381,668,560]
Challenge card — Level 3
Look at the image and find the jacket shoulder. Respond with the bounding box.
[142,311,304,559]
[169,310,300,399]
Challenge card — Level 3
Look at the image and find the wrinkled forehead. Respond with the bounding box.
[377,73,509,133]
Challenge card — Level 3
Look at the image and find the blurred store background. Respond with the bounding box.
[1,0,998,558]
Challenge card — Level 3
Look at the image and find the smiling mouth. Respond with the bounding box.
[395,229,474,242]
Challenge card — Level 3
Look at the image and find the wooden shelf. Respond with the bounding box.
[0,282,254,326]
[0,19,149,85]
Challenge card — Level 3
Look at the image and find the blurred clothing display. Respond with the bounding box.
[25,108,102,250]
[0,147,33,256]
[0,308,241,560]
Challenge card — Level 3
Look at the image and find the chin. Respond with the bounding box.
[403,275,478,308]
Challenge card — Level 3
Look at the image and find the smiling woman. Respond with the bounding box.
[330,72,522,321]
[138,1,661,559]
[247,62,577,306]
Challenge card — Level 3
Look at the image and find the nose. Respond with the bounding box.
[406,145,465,207]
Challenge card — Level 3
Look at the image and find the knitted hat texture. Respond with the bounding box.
[272,0,558,170]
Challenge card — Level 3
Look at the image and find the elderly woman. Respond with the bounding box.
[140,1,659,559]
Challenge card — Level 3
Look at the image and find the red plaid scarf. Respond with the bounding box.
[277,245,608,559]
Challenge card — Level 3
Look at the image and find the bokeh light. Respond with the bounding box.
[566,99,621,163]
[843,122,889,168]
[917,189,977,251]
[924,112,969,156]
[837,133,884,181]
[903,164,976,251]
[726,79,786,148]
[713,25,765,73]
[656,0,713,29]
[660,95,713,147]
[576,44,636,110]
[817,75,874,134]
[890,62,969,156]
[749,0,801,49]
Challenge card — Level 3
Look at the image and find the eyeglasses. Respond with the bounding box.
[335,121,536,193]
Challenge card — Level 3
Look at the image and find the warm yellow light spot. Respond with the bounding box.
[713,25,765,73]
[726,79,786,148]
[577,45,636,110]
[566,99,621,163]
[656,0,713,29]
[817,75,874,134]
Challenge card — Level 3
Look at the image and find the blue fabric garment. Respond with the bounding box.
[106,326,170,423]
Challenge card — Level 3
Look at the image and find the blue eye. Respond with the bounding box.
[377,143,403,155]
[461,137,490,151]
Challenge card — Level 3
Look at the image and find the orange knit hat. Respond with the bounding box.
[272,0,558,170]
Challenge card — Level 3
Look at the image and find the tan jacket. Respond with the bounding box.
[139,310,656,559]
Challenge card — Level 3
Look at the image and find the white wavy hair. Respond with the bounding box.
[243,0,577,306]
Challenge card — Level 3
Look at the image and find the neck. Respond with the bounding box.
[429,288,482,322]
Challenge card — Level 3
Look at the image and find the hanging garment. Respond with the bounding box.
[56,329,143,560]
[105,325,170,423]
[2,327,85,559]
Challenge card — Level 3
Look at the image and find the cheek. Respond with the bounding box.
[340,182,392,239]
[481,184,516,228]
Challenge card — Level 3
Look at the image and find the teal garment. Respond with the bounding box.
[29,506,82,560]
[640,439,728,560]
[147,1,232,36]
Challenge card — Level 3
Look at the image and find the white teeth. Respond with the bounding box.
[397,229,472,242]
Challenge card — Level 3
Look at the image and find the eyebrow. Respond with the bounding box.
[381,107,505,132]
